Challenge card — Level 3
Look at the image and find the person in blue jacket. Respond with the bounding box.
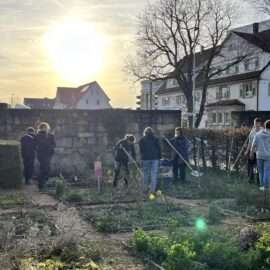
[20,127,36,185]
[170,127,189,183]
[139,127,161,194]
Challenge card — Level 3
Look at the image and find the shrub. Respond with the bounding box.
[0,140,23,189]
[55,179,65,199]
[164,242,197,270]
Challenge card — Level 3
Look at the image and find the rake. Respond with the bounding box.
[163,136,203,178]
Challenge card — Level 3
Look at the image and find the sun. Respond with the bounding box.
[43,20,105,83]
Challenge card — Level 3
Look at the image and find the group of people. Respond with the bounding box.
[246,118,270,191]
[113,126,189,194]
[20,117,270,194]
[20,122,55,191]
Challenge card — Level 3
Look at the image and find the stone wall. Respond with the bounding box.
[0,109,181,176]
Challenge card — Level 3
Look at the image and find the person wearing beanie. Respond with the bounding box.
[20,127,36,185]
[250,120,270,191]
[139,127,161,194]
[113,134,136,188]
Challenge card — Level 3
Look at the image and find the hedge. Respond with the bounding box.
[0,140,23,189]
[163,128,250,172]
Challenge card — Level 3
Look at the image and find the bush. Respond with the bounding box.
[0,140,23,189]
[208,203,223,225]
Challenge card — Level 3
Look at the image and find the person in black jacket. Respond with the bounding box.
[35,122,56,191]
[139,127,161,194]
[170,127,189,183]
[113,134,136,188]
[20,127,36,185]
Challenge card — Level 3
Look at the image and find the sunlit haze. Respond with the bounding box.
[0,0,265,108]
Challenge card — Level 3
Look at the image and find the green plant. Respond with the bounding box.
[55,179,65,199]
[208,203,223,225]
[65,191,84,203]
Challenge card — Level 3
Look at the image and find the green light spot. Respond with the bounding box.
[195,218,207,232]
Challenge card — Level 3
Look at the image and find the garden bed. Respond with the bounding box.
[0,191,31,209]
[80,200,207,233]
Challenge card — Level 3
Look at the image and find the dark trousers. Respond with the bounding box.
[248,155,259,185]
[22,156,34,184]
[113,161,129,187]
[38,158,51,189]
[173,160,186,182]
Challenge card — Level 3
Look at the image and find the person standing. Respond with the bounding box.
[245,118,263,185]
[139,127,161,194]
[20,127,36,185]
[35,122,56,191]
[170,127,189,183]
[250,120,270,191]
[113,135,136,188]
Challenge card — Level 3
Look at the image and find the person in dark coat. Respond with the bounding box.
[139,127,161,194]
[35,122,56,191]
[170,127,189,183]
[20,127,36,185]
[113,134,136,187]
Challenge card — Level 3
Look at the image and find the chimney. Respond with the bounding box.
[253,23,259,34]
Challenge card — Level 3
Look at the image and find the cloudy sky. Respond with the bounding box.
[0,0,267,107]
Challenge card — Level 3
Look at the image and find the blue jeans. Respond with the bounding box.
[257,159,270,187]
[142,160,159,193]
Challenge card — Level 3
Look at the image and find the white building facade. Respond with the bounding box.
[145,21,270,128]
[54,81,111,110]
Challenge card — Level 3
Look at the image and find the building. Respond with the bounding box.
[139,20,270,128]
[24,98,54,109]
[136,80,163,110]
[24,81,111,110]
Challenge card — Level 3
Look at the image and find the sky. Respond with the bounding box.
[0,0,267,108]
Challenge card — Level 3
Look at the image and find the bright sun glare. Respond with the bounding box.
[43,21,105,83]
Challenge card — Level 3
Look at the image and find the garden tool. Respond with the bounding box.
[119,144,144,177]
[163,136,203,177]
[230,135,249,172]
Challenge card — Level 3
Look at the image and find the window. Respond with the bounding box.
[216,88,223,100]
[224,112,230,123]
[216,86,230,100]
[96,100,100,105]
[244,57,260,71]
[176,95,186,105]
[268,83,270,96]
[211,113,217,123]
[162,97,170,106]
[223,87,230,99]
[240,81,257,98]
[217,113,223,123]
[86,99,89,104]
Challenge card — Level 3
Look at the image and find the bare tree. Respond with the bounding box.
[251,0,270,14]
[128,0,249,127]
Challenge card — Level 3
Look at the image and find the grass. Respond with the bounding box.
[0,191,30,208]
[161,169,249,200]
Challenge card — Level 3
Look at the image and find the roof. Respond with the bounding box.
[55,81,110,108]
[208,71,261,86]
[24,98,54,109]
[156,70,262,95]
[233,29,270,52]
[206,99,245,107]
